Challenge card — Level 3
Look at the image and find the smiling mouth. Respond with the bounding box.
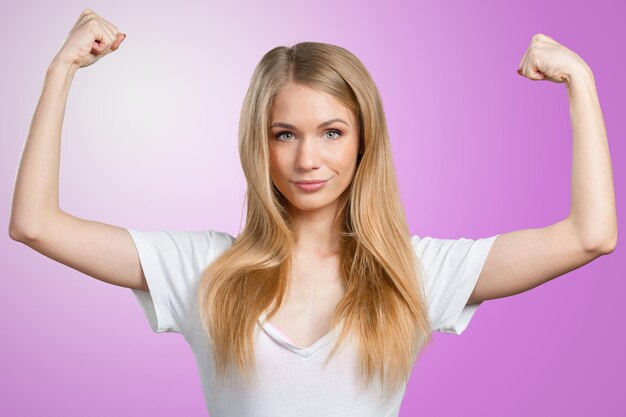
[293,179,329,184]
[292,178,331,191]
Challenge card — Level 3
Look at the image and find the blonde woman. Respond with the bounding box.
[9,9,616,417]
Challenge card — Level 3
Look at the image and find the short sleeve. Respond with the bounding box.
[126,228,235,334]
[411,233,500,335]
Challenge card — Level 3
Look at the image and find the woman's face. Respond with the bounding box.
[268,82,360,216]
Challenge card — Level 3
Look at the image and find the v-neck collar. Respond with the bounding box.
[257,310,340,358]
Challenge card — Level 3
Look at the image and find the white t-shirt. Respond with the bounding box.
[127,228,499,417]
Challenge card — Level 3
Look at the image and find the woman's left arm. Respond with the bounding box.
[468,33,617,305]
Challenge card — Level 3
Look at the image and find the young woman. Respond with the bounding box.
[9,9,616,417]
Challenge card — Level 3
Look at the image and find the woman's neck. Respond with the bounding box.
[289,203,342,258]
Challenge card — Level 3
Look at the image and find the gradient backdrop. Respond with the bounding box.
[1,0,624,416]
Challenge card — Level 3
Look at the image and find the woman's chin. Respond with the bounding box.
[287,197,336,213]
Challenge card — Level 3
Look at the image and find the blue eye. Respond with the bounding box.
[275,131,294,141]
[324,129,342,140]
[274,129,343,141]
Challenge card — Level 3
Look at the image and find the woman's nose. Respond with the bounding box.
[295,138,321,170]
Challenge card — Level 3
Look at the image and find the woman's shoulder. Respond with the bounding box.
[203,228,237,246]
[197,228,236,261]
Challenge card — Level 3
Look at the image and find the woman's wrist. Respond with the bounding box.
[565,62,596,100]
[565,61,594,87]
[47,56,80,78]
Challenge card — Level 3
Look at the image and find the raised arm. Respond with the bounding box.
[468,33,617,305]
[7,10,145,290]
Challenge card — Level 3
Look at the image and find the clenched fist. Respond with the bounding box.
[516,33,590,83]
[52,9,126,69]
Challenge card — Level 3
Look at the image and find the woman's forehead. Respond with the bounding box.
[270,84,355,127]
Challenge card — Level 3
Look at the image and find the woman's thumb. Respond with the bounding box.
[88,33,125,59]
[110,33,126,51]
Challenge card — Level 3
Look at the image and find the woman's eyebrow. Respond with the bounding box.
[270,118,349,130]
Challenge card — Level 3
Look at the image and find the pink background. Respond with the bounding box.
[1,0,624,415]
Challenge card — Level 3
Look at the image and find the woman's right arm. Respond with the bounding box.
[8,10,148,291]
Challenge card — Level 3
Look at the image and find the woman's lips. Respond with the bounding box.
[293,178,330,191]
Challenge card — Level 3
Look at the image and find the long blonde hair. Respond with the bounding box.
[197,41,432,399]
